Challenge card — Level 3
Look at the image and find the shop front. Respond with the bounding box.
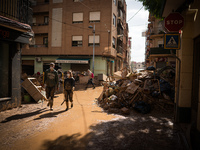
[0,18,33,111]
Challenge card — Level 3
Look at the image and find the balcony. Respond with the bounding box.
[150,27,165,35]
[0,0,32,25]
[117,46,123,55]
[32,1,49,13]
[118,0,124,9]
[118,9,123,21]
[117,27,123,38]
[149,47,176,55]
[117,19,124,29]
[32,24,49,33]
[30,44,48,48]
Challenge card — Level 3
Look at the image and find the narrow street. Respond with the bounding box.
[0,85,185,150]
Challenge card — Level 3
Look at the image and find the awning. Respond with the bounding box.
[55,58,89,64]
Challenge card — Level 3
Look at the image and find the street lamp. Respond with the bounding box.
[88,24,95,74]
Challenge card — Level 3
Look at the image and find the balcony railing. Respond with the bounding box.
[0,0,32,25]
[117,27,123,36]
[149,47,176,55]
[30,44,48,48]
[118,0,124,8]
[117,46,123,54]
[31,0,49,6]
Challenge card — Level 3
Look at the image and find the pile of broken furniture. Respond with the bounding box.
[98,67,175,115]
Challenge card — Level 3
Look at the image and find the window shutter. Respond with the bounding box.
[73,13,83,22]
[89,12,100,21]
[72,36,82,41]
[89,36,93,43]
[89,35,99,43]
[95,35,99,43]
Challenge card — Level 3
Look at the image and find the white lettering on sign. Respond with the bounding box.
[56,60,88,64]
[167,20,183,25]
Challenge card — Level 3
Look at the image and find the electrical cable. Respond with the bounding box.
[127,6,144,22]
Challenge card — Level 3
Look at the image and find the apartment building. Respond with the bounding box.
[22,0,130,76]
[145,13,176,69]
[0,0,33,111]
[161,0,200,148]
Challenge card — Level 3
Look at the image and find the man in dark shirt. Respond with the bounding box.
[44,62,58,111]
[64,70,75,111]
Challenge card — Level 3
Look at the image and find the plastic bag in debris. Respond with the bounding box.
[133,101,151,114]
[108,95,118,101]
[159,79,171,92]
[146,66,156,70]
[159,79,174,100]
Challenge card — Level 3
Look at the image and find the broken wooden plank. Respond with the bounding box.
[22,78,47,102]
[129,90,140,104]
[125,82,139,94]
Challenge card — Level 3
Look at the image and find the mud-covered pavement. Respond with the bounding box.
[0,85,186,150]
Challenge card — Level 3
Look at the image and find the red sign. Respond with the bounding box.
[164,12,184,32]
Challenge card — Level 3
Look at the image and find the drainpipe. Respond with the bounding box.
[170,50,181,123]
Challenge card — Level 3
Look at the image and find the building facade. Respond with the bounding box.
[22,0,130,76]
[161,0,200,148]
[145,13,176,69]
[0,0,33,111]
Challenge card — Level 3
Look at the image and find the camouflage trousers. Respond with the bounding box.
[46,86,55,108]
[64,90,73,108]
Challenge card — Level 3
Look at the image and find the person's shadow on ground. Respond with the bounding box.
[33,110,66,120]
[1,108,47,123]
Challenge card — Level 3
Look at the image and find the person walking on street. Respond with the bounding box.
[85,69,95,89]
[44,62,58,111]
[64,70,75,111]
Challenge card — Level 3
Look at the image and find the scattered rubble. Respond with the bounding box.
[98,67,175,115]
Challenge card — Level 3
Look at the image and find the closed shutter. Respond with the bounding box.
[73,13,83,22]
[89,12,100,21]
[89,35,99,43]
[72,36,82,41]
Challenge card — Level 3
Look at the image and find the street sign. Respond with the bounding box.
[164,34,180,49]
[164,12,184,32]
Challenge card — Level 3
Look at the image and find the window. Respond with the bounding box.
[32,17,36,25]
[113,14,116,27]
[89,12,100,23]
[158,40,163,47]
[112,37,116,48]
[72,36,83,47]
[43,37,48,47]
[44,16,49,24]
[88,35,100,46]
[72,13,83,24]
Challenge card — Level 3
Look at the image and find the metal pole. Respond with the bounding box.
[92,24,95,74]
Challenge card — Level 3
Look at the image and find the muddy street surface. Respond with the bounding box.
[0,85,185,150]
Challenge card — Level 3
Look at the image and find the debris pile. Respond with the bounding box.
[98,67,175,115]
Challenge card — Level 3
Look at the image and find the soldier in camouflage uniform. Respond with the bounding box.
[44,62,58,111]
[64,70,75,111]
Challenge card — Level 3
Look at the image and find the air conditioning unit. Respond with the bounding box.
[36,57,42,62]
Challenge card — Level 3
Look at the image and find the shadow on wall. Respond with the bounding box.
[40,113,185,150]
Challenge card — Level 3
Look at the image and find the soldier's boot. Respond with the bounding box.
[71,102,73,108]
[49,99,53,111]
[47,97,50,107]
[66,101,69,111]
